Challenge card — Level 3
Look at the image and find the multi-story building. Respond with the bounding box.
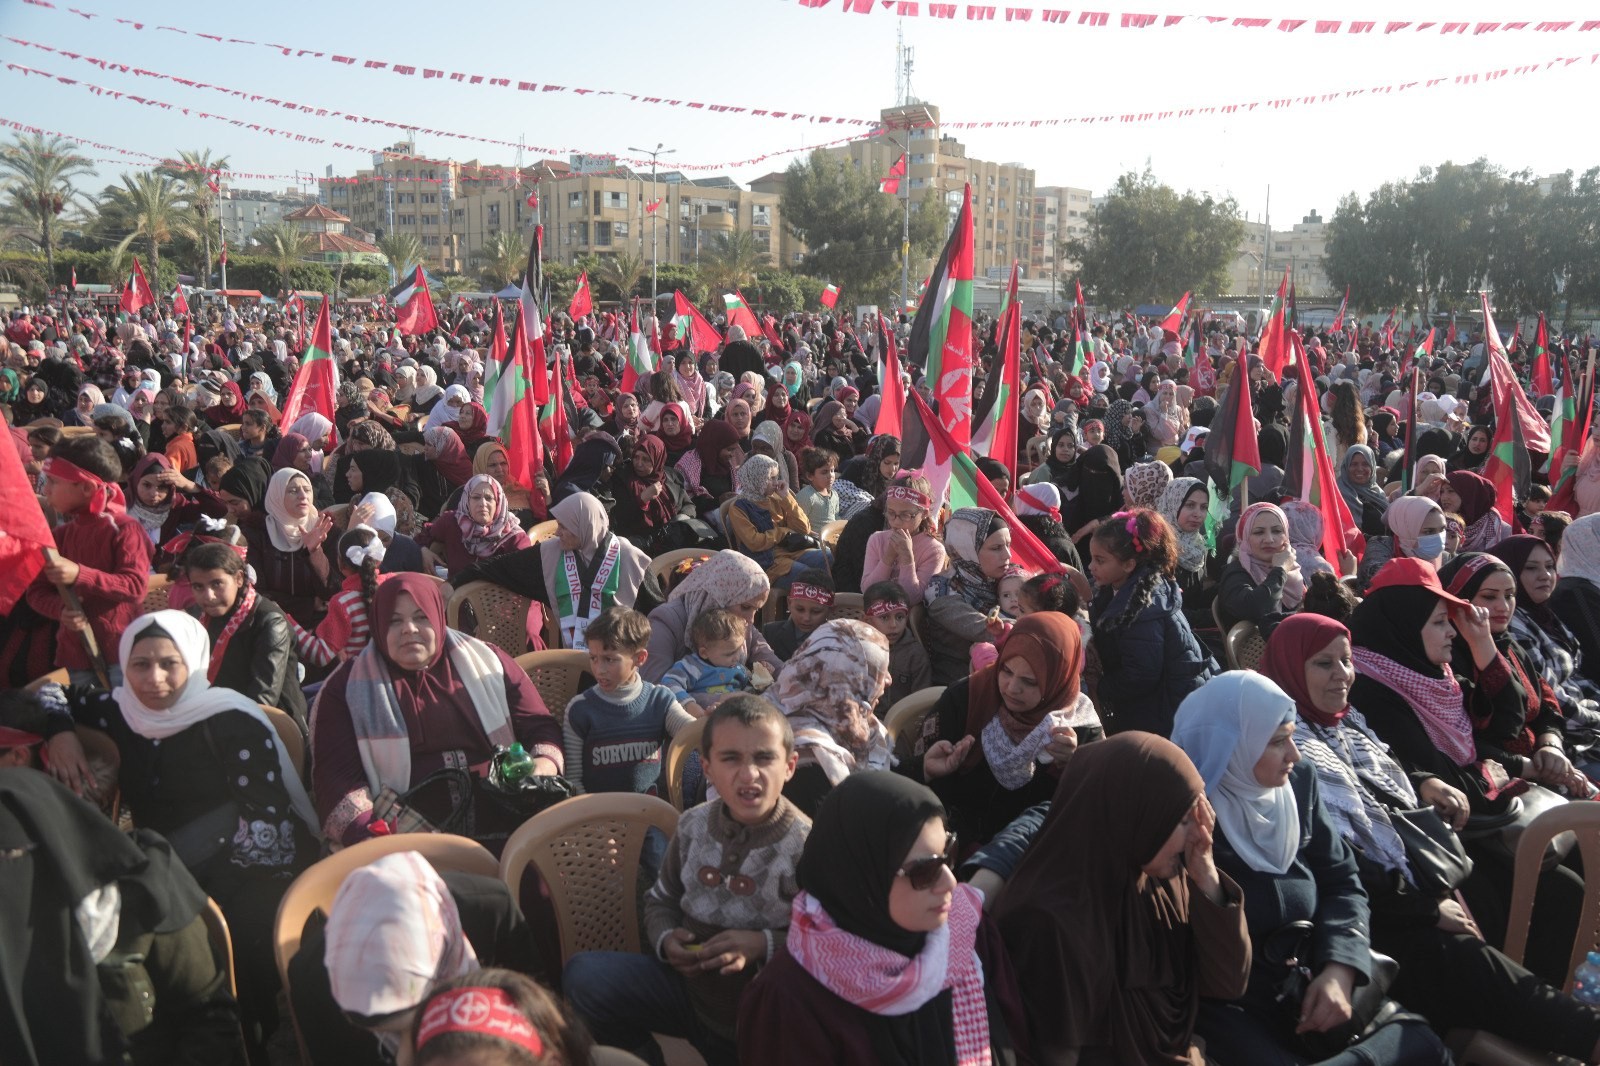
[1272,211,1332,299]
[282,203,383,268]
[445,159,571,275]
[1030,185,1093,296]
[817,102,1034,281]
[1226,218,1272,299]
[217,187,312,245]
[322,141,457,271]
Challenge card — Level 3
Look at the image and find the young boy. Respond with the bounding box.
[562,606,696,796]
[564,695,808,1066]
[661,609,754,719]
[794,446,838,530]
[863,580,932,716]
[760,567,833,661]
[27,436,152,689]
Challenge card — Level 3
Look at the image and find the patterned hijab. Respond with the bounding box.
[935,507,1004,612]
[456,474,523,560]
[774,620,893,779]
[737,454,781,502]
[1125,460,1173,510]
[1157,477,1208,575]
[666,549,770,622]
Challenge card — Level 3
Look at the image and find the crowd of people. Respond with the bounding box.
[7,289,1600,1066]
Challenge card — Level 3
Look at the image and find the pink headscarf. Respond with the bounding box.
[1235,501,1304,610]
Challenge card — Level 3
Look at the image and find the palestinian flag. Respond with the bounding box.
[278,298,340,447]
[485,299,546,487]
[1549,349,1584,495]
[171,284,189,317]
[904,182,975,506]
[1480,292,1551,525]
[903,390,1061,573]
[723,292,764,341]
[1257,269,1289,376]
[819,284,839,309]
[520,226,549,404]
[1379,307,1398,352]
[971,261,1021,486]
[569,271,593,320]
[673,291,722,352]
[1281,332,1363,563]
[1330,285,1349,336]
[120,256,155,315]
[621,300,657,393]
[388,265,439,336]
[1202,369,1261,548]
[538,346,573,473]
[1067,312,1092,377]
[1398,328,1435,380]
[1158,291,1190,342]
[875,312,904,438]
[1531,314,1553,397]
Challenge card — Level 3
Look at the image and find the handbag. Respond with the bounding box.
[1459,783,1576,872]
[371,765,575,854]
[1388,807,1473,896]
[1263,920,1401,1059]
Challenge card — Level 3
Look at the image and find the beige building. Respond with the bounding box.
[1031,184,1093,293]
[1272,211,1332,299]
[1226,218,1272,299]
[282,203,383,267]
[321,141,457,271]
[818,103,1035,280]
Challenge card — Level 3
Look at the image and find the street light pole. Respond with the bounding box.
[628,142,675,307]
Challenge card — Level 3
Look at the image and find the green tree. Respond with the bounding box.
[1324,184,1421,313]
[1064,168,1242,307]
[101,171,193,271]
[597,249,647,302]
[0,133,95,283]
[471,231,527,290]
[157,149,228,284]
[781,150,944,305]
[751,270,826,313]
[696,230,769,296]
[377,233,425,280]
[249,222,317,292]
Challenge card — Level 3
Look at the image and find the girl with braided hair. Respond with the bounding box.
[1088,508,1217,737]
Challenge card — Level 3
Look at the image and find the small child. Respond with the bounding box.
[794,447,838,530]
[291,525,390,669]
[564,696,808,1065]
[661,608,755,719]
[26,436,152,688]
[761,567,833,661]
[563,606,695,796]
[861,473,946,604]
[996,565,1029,620]
[863,581,932,717]
[1021,571,1083,619]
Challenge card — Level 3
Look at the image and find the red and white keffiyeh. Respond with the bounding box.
[1352,646,1476,767]
[786,883,991,1066]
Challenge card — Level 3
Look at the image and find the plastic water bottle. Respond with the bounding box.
[1572,951,1600,1005]
[493,742,534,786]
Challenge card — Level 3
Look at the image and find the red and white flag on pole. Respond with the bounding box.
[171,284,189,316]
[879,153,907,195]
[568,271,592,320]
[120,257,155,315]
[819,283,839,309]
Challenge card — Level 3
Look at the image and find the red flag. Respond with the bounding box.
[1330,285,1349,335]
[879,153,907,195]
[1531,314,1553,396]
[503,300,545,487]
[723,291,765,341]
[621,300,656,394]
[673,291,722,352]
[1158,291,1190,342]
[1258,270,1290,377]
[875,312,904,438]
[1283,332,1363,563]
[68,265,77,293]
[390,266,439,336]
[568,271,592,320]
[120,256,155,315]
[171,283,189,316]
[1480,293,1550,525]
[278,299,341,447]
[819,283,839,309]
[525,189,539,210]
[644,198,662,214]
[0,428,55,613]
[543,349,573,472]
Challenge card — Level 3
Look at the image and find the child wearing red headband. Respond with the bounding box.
[761,567,834,661]
[862,580,932,717]
[861,473,945,604]
[413,969,591,1066]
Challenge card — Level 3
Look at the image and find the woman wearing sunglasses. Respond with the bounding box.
[740,771,1033,1065]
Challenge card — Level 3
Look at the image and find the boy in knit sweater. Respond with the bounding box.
[563,607,696,796]
[563,696,808,1066]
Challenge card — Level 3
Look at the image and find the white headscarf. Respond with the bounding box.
[1558,513,1600,588]
[358,491,398,537]
[1170,671,1300,875]
[114,611,318,831]
[424,383,471,431]
[264,467,319,553]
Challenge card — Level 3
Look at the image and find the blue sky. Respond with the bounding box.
[3,0,1598,226]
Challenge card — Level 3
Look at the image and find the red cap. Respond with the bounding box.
[1366,557,1471,608]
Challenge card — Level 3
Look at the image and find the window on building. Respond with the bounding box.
[568,192,583,208]
[999,198,1007,210]
[947,168,959,180]
[679,201,692,221]
[567,221,586,245]
[792,252,805,264]
[593,191,603,214]
[422,216,436,226]
[752,204,771,226]
[911,153,928,165]
[421,193,438,204]
[1000,177,1009,189]
[909,177,927,189]
[607,191,627,209]
[595,221,612,246]
[753,231,770,251]
[487,204,500,222]
[615,221,629,238]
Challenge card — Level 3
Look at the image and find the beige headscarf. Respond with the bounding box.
[774,620,893,785]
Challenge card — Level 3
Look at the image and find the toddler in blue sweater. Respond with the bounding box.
[661,608,756,719]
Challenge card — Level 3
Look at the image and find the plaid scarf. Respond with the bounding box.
[1352,647,1476,767]
[207,583,257,683]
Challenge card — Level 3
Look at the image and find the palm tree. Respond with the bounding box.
[0,133,94,284]
[342,276,384,300]
[471,231,527,291]
[251,221,317,291]
[104,171,192,271]
[157,149,229,284]
[378,232,425,281]
[599,250,647,301]
[696,230,769,295]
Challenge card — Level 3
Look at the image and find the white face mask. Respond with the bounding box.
[1413,531,1446,561]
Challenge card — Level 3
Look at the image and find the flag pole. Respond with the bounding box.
[41,547,111,690]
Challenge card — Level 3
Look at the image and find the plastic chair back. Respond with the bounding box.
[819,519,847,549]
[448,581,534,658]
[23,668,69,693]
[1225,620,1266,672]
[258,705,307,780]
[828,592,864,621]
[662,719,706,811]
[884,686,945,765]
[529,520,559,544]
[1502,799,1600,993]
[513,649,593,730]
[141,574,172,614]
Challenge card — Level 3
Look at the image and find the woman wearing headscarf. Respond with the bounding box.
[125,451,186,545]
[1171,673,1452,1065]
[782,409,814,464]
[1449,425,1493,473]
[222,464,331,626]
[781,359,808,405]
[270,431,313,476]
[550,433,621,508]
[727,454,829,590]
[310,573,562,845]
[675,417,742,504]
[70,610,319,1039]
[1013,481,1082,571]
[0,770,242,1066]
[423,383,471,432]
[420,473,530,575]
[1123,458,1172,511]
[411,365,444,415]
[1337,443,1390,537]
[1350,557,1588,985]
[336,448,418,509]
[1024,426,1078,492]
[1101,398,1140,470]
[722,395,754,446]
[1442,469,1510,551]
[1262,613,1600,1060]
[754,384,793,431]
[287,411,335,456]
[1279,499,1337,580]
[673,350,709,418]
[1215,501,1304,638]
[202,380,248,427]
[834,431,899,521]
[1145,380,1186,450]
[423,425,474,489]
[63,382,104,427]
[991,732,1249,1065]
[773,620,895,816]
[907,612,1099,847]
[1552,513,1600,688]
[1062,444,1123,560]
[612,434,690,548]
[750,418,798,492]
[923,508,1012,686]
[740,772,1034,1066]
[810,399,865,466]
[1017,387,1051,457]
[1355,496,1448,593]
[640,549,783,684]
[1157,477,1216,610]
[1487,535,1600,760]
[11,374,56,424]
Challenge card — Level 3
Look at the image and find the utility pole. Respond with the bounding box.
[628,142,675,306]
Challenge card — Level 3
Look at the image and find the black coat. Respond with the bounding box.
[200,594,308,729]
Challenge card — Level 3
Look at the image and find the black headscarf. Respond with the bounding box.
[1043,425,1078,484]
[194,427,242,470]
[0,770,205,1066]
[552,434,621,503]
[1489,535,1564,639]
[218,455,271,510]
[336,448,414,505]
[1065,444,1123,529]
[1348,584,1450,679]
[796,771,947,957]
